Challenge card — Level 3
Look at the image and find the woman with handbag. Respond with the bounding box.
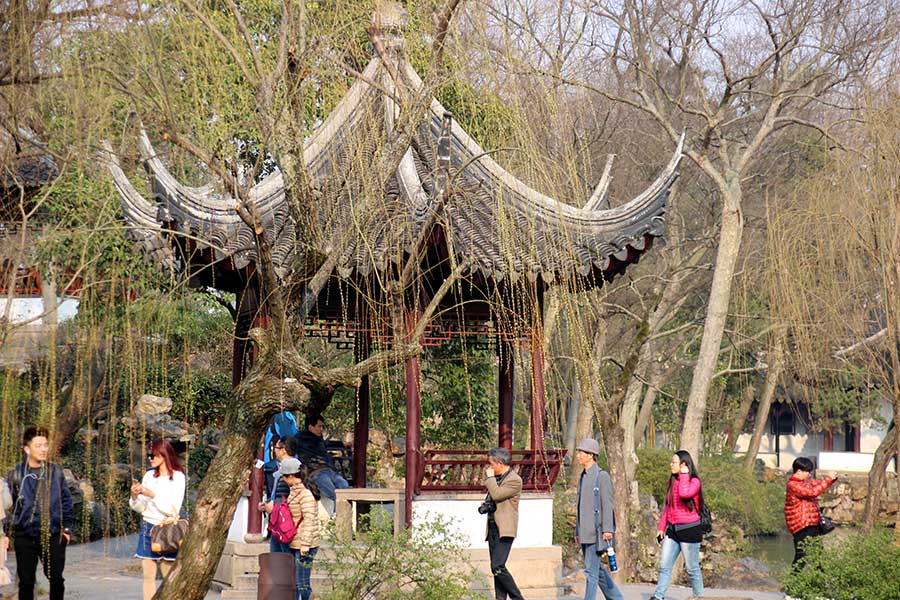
[260,457,320,600]
[652,450,705,600]
[784,457,837,567]
[129,439,186,600]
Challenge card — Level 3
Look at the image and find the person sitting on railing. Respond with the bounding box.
[296,414,349,515]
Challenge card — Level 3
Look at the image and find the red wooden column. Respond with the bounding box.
[404,313,422,528]
[233,282,267,538]
[353,329,371,488]
[530,289,546,453]
[498,336,514,450]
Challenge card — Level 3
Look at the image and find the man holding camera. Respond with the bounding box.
[482,447,525,600]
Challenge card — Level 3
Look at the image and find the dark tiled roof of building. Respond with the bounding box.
[105,55,682,287]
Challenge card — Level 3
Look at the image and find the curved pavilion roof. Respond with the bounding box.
[105,48,682,290]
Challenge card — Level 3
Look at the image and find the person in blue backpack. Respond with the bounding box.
[3,427,74,600]
[575,438,623,600]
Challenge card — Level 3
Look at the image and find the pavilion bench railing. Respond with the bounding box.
[417,449,567,493]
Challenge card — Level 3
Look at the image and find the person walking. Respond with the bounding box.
[784,457,837,567]
[574,438,624,600]
[652,450,705,600]
[129,439,187,600]
[4,426,74,600]
[261,457,320,600]
[482,447,524,600]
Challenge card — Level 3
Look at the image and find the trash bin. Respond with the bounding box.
[258,551,295,600]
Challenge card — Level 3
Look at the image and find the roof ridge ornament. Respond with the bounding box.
[370,1,408,59]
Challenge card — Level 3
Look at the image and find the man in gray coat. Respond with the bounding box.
[575,438,624,600]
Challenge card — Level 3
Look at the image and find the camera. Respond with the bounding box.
[478,498,497,515]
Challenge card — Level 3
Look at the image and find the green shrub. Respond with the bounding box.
[784,529,900,600]
[635,449,784,536]
[318,516,478,600]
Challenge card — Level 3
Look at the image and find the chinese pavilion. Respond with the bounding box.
[105,3,682,542]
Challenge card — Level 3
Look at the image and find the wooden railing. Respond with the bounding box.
[418,449,566,493]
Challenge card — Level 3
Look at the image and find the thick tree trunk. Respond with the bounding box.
[725,385,756,452]
[156,371,310,600]
[681,180,743,461]
[743,341,784,469]
[620,351,649,481]
[863,420,896,531]
[568,380,596,487]
[156,430,260,600]
[592,394,633,581]
[634,383,658,447]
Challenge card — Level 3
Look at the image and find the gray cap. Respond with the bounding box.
[280,457,302,476]
[576,438,601,455]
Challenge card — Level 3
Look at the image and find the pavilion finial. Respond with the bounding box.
[371,1,408,57]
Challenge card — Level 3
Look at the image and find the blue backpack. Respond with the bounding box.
[263,411,299,463]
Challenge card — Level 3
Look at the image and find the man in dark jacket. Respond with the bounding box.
[575,438,623,600]
[295,415,348,514]
[4,427,73,600]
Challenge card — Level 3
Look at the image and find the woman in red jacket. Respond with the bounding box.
[784,457,837,566]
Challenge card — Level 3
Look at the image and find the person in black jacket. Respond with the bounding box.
[295,415,348,514]
[3,427,73,600]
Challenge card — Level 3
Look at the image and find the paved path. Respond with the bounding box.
[4,535,220,600]
[4,536,783,599]
[560,585,785,599]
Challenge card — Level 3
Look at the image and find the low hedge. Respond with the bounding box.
[783,529,900,599]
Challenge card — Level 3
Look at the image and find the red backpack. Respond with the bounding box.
[268,491,303,543]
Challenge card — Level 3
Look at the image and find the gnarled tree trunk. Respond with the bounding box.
[863,419,896,531]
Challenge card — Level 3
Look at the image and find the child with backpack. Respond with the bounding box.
[259,457,320,600]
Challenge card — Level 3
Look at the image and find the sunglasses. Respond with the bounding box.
[147,454,159,460]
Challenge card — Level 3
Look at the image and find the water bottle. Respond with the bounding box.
[606,543,618,572]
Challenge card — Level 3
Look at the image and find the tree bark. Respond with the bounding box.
[681,177,743,461]
[743,340,784,469]
[593,395,632,582]
[863,420,896,531]
[725,385,756,452]
[156,373,311,600]
[634,382,658,448]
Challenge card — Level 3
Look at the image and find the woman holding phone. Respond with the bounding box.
[129,439,186,600]
[652,450,705,599]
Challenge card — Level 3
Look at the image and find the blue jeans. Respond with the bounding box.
[311,469,349,513]
[653,535,703,599]
[582,543,624,600]
[292,546,317,600]
[269,536,291,553]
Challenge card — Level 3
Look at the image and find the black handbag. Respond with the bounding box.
[699,503,713,534]
[819,515,835,534]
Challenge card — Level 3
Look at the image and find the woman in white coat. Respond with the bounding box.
[129,439,186,600]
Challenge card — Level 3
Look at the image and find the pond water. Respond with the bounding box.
[747,532,794,577]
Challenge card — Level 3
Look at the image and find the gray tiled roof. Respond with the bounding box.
[104,56,681,286]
